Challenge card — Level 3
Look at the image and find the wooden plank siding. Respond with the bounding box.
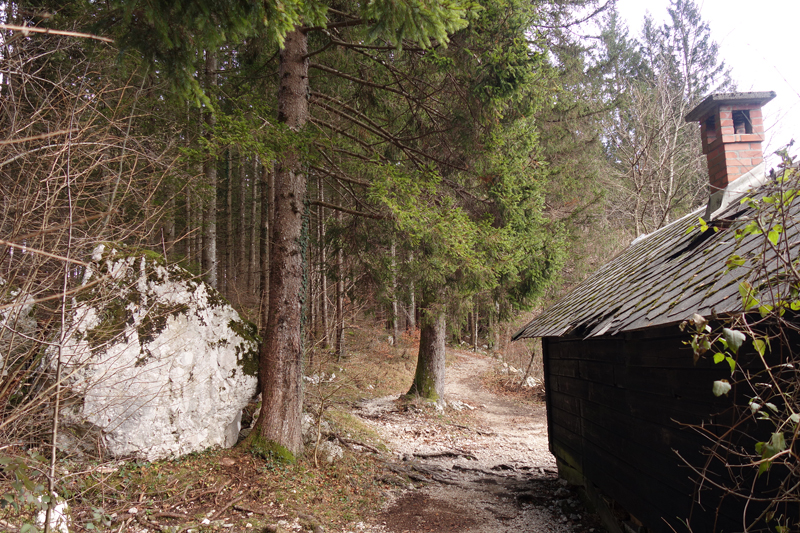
[515,151,800,531]
[543,327,751,532]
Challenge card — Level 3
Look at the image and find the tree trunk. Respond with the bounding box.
[309,220,317,349]
[247,156,258,292]
[406,252,416,331]
[190,187,201,268]
[407,296,446,400]
[186,189,193,265]
[490,299,498,352]
[225,147,234,297]
[202,50,218,289]
[249,28,308,458]
[258,163,270,332]
[471,302,478,352]
[390,240,399,342]
[162,178,175,258]
[318,175,329,348]
[335,208,345,361]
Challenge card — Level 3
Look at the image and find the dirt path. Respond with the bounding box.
[352,350,603,533]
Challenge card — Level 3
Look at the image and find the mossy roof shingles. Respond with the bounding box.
[513,179,800,340]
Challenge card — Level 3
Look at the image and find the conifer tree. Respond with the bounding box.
[99,0,473,455]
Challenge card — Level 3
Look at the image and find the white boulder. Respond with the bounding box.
[55,245,259,461]
[0,279,37,378]
[36,493,70,533]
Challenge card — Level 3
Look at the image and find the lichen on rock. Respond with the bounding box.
[56,244,259,461]
[0,278,38,380]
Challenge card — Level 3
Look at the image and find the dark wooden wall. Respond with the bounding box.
[543,325,783,532]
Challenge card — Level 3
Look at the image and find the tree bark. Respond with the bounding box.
[406,252,416,331]
[250,28,308,458]
[471,302,478,352]
[318,175,329,348]
[163,180,175,258]
[237,154,247,289]
[248,156,258,292]
[390,240,399,342]
[225,147,233,297]
[202,50,218,289]
[335,208,345,361]
[258,163,270,331]
[407,295,446,400]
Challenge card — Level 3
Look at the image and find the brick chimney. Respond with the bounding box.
[685,91,775,192]
[686,91,776,219]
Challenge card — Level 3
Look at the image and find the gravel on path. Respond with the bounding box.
[349,350,605,533]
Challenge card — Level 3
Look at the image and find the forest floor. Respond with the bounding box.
[1,338,607,533]
[352,348,604,533]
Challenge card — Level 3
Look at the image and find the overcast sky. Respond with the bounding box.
[615,0,800,167]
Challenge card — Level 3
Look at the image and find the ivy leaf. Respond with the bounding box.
[689,313,708,332]
[790,413,800,424]
[725,255,746,272]
[722,328,745,354]
[756,431,787,476]
[770,431,786,453]
[742,220,760,236]
[712,352,725,364]
[767,225,783,246]
[753,338,768,358]
[712,380,731,396]
[739,281,760,310]
[725,356,736,374]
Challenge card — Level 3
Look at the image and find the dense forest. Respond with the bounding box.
[0,0,736,529]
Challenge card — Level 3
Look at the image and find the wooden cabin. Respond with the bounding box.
[513,92,799,532]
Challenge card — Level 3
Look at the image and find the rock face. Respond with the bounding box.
[0,278,38,373]
[57,245,259,461]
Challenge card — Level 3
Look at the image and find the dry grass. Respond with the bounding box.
[0,322,424,532]
[0,311,542,532]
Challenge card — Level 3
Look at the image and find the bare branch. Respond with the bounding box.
[0,23,113,43]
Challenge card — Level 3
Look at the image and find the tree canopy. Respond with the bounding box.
[1,0,740,473]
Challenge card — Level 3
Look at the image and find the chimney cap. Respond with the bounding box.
[685,91,776,122]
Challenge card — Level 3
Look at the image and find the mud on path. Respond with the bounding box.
[352,350,602,533]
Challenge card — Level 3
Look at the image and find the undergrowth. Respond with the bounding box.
[0,324,523,532]
[0,325,422,532]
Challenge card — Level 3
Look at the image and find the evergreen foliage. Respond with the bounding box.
[3,0,737,462]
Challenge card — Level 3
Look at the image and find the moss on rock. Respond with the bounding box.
[56,242,260,460]
[229,319,260,377]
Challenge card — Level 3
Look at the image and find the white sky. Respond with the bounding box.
[615,0,800,167]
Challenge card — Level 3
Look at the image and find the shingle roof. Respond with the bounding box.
[512,174,800,340]
[684,91,776,122]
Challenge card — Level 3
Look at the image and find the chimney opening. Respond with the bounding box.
[732,110,752,134]
[705,115,717,142]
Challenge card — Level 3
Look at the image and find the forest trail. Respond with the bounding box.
[352,350,602,533]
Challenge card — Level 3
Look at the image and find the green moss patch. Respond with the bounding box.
[247,434,296,464]
[229,319,260,377]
